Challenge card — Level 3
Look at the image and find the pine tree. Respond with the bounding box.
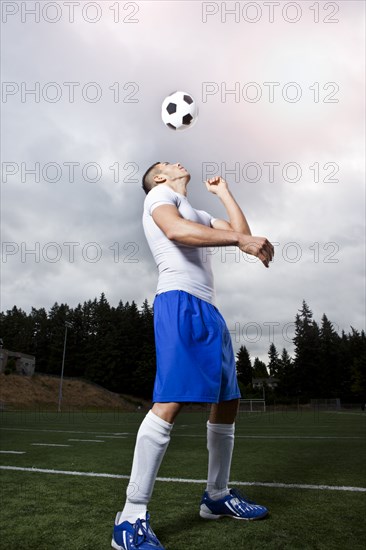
[268,343,280,377]
[236,345,252,386]
[293,300,321,399]
[67,303,89,378]
[29,307,49,373]
[1,306,33,353]
[319,314,341,397]
[276,348,295,398]
[348,328,366,400]
[350,354,366,400]
[252,357,268,378]
[84,293,117,388]
[279,348,292,376]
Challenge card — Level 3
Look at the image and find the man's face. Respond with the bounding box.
[156,162,190,183]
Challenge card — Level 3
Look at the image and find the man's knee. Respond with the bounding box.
[209,398,240,424]
[152,402,184,423]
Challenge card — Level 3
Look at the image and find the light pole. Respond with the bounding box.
[58,321,72,413]
[262,383,266,412]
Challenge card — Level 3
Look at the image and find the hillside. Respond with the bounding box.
[0,373,151,411]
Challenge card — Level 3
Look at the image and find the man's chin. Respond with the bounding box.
[177,172,190,183]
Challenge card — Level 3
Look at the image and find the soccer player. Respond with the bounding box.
[112,162,274,550]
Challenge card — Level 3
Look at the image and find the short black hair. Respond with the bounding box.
[142,161,162,195]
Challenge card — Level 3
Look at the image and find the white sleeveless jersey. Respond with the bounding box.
[142,184,218,305]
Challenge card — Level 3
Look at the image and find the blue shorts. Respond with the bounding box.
[152,290,241,403]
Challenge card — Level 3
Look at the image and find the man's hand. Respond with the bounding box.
[238,235,274,268]
[205,176,229,196]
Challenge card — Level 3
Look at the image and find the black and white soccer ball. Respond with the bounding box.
[161,91,198,131]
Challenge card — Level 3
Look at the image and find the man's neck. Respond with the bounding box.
[164,182,187,197]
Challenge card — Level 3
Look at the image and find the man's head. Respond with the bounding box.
[142,162,190,195]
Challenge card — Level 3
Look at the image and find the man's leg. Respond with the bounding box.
[209,397,239,424]
[152,402,184,423]
[118,402,184,524]
[205,398,239,500]
[201,397,268,520]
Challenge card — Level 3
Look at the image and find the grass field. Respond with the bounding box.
[0,408,365,549]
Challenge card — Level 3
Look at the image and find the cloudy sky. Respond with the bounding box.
[1,0,365,363]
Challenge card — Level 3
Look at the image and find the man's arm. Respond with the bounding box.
[152,204,274,267]
[205,176,251,235]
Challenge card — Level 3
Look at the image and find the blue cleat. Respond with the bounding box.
[112,511,165,549]
[199,488,269,521]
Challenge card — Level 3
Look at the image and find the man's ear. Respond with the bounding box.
[154,174,166,183]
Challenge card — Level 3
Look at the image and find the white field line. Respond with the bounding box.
[0,451,25,454]
[0,465,365,493]
[0,428,362,440]
[174,435,364,439]
[99,436,127,439]
[68,439,105,442]
[103,433,129,436]
[324,412,366,416]
[31,443,70,447]
[0,428,131,435]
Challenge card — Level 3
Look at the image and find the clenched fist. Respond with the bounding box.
[238,235,274,268]
[205,176,229,196]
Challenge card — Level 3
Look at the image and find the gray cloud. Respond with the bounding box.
[1,0,364,363]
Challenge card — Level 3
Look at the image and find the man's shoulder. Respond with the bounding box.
[148,184,176,198]
[144,185,178,206]
[143,185,181,217]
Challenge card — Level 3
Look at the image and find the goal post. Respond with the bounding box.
[310,398,341,411]
[239,399,266,413]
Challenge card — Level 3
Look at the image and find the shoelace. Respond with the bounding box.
[132,516,159,547]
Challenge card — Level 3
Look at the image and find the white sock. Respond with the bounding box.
[118,410,173,524]
[206,420,235,501]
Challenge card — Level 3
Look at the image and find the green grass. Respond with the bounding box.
[1,409,365,549]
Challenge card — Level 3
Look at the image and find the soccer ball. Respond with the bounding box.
[161,91,198,131]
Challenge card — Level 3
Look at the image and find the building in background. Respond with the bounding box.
[252,377,279,390]
[0,342,35,376]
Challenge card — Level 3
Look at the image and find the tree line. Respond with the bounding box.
[0,295,365,402]
[236,301,365,402]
